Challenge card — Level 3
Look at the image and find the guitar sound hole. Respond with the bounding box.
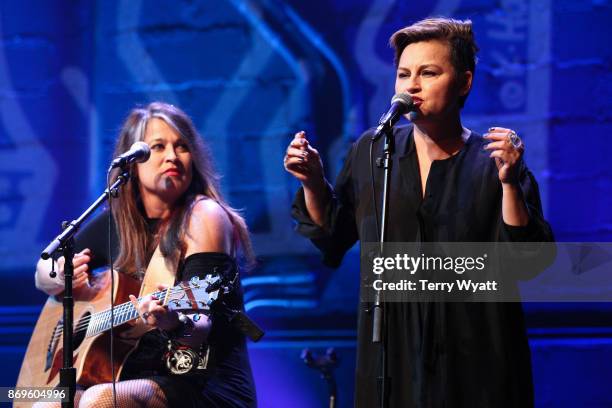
[73,312,90,350]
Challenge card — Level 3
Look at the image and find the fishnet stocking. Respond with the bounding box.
[32,380,168,408]
[78,379,168,408]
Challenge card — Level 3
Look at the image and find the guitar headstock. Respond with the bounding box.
[164,275,222,313]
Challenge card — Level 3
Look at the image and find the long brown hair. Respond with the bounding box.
[109,102,254,277]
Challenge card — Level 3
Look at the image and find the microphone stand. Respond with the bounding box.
[371,123,395,408]
[40,170,129,408]
[301,348,339,408]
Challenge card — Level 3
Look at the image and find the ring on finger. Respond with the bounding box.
[507,131,523,150]
[142,311,151,322]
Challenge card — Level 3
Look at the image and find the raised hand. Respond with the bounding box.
[484,127,524,185]
[283,131,325,190]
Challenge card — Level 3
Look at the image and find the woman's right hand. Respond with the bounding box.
[56,248,93,291]
[283,131,326,191]
[35,248,93,296]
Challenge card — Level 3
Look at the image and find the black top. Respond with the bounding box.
[74,211,256,407]
[292,125,554,408]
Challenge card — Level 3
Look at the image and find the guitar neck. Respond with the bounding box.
[85,289,167,337]
[83,276,218,338]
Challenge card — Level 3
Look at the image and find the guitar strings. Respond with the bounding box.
[50,287,176,338]
[49,289,165,340]
[49,287,181,339]
[49,285,211,341]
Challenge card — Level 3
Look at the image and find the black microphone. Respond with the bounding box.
[110,141,151,169]
[371,93,414,141]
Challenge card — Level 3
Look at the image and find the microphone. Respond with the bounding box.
[371,93,414,141]
[110,141,151,169]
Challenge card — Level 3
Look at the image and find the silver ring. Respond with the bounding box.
[508,131,523,150]
[142,312,151,321]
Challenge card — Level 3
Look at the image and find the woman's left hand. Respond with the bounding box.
[484,127,524,185]
[129,285,179,331]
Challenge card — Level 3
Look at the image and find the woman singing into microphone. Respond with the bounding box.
[284,17,553,407]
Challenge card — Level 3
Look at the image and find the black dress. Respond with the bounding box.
[74,211,257,408]
[292,125,554,408]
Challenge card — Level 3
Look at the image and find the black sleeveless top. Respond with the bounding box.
[74,210,256,407]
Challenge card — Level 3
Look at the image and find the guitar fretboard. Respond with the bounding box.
[85,289,166,337]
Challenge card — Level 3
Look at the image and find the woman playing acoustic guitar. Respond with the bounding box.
[34,102,257,407]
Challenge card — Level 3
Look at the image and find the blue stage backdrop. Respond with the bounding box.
[0,1,611,406]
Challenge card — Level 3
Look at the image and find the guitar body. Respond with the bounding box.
[16,269,147,391]
[15,266,225,407]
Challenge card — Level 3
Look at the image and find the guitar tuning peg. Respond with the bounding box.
[178,312,189,324]
[189,276,200,288]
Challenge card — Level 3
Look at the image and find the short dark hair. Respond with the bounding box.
[390,17,479,107]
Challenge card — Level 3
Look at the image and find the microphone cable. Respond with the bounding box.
[369,138,381,243]
[106,169,118,408]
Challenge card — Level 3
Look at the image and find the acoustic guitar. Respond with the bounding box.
[15,269,221,395]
